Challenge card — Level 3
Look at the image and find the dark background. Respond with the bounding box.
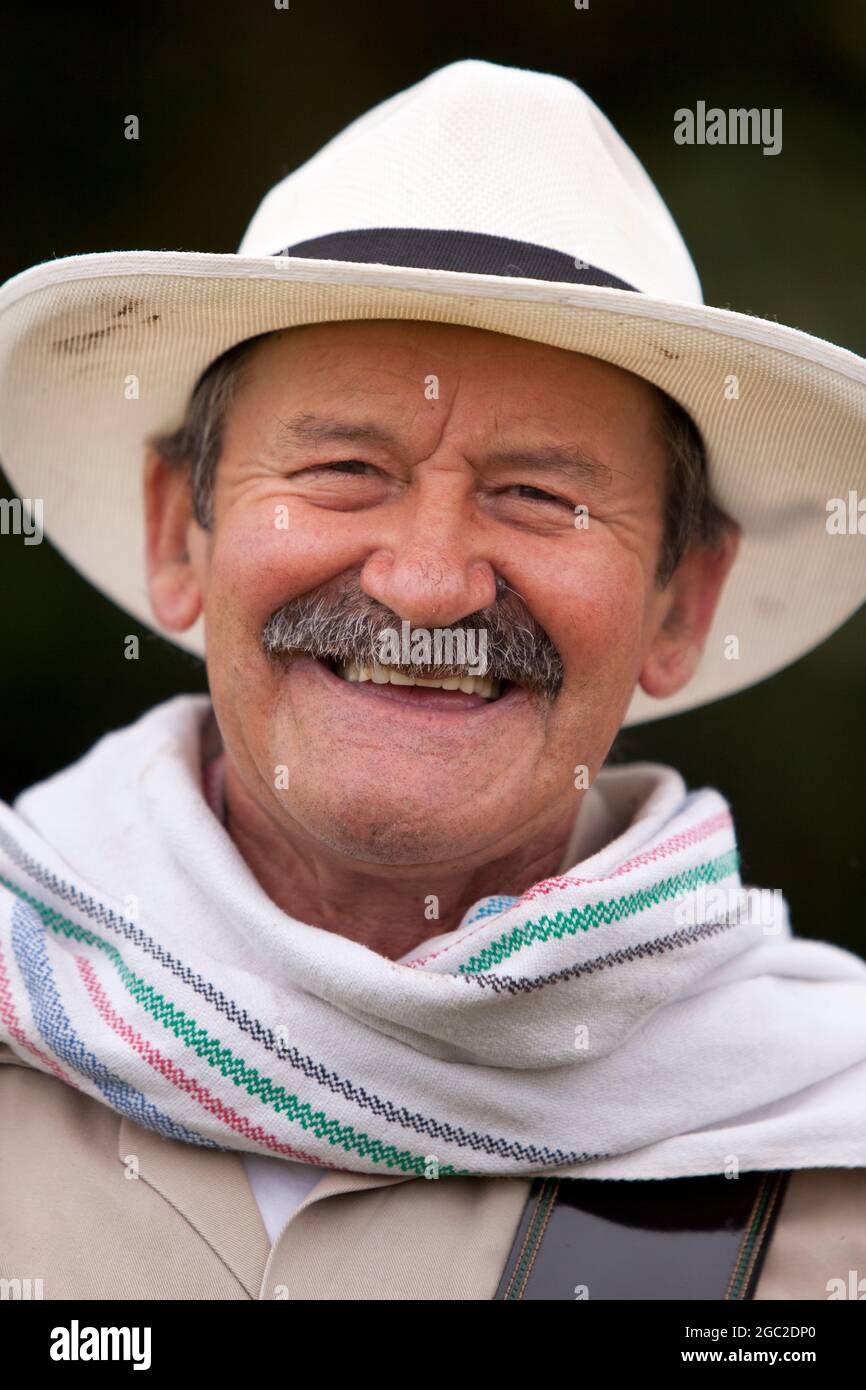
[1,0,863,952]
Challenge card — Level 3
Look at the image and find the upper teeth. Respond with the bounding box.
[335,660,501,699]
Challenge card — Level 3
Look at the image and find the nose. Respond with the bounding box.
[360,477,498,628]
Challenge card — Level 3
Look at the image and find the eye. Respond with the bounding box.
[307,459,373,476]
[506,484,573,508]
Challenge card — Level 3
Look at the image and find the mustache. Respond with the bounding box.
[261,575,564,699]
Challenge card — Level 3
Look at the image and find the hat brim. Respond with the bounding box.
[1,249,864,728]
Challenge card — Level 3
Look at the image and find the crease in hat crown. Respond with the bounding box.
[238,59,703,304]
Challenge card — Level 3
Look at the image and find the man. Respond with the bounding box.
[0,59,864,1301]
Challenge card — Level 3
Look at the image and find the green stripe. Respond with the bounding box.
[727,1175,775,1300]
[458,849,741,975]
[1,873,469,1177]
[1,848,741,1176]
[503,1178,559,1299]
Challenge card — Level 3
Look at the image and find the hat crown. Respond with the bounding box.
[238,59,702,304]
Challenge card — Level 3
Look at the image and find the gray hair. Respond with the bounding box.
[149,331,738,588]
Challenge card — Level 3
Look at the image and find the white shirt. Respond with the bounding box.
[242,1154,325,1243]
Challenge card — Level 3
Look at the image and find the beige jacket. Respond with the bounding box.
[1,1043,864,1300]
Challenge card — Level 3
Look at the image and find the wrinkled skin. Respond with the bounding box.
[145,320,738,957]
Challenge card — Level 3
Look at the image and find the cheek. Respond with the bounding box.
[204,504,356,636]
[535,545,649,680]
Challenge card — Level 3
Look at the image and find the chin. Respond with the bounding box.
[298,800,487,867]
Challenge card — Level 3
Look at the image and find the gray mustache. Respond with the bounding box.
[261,578,564,699]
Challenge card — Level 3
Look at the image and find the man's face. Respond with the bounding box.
[156,320,708,865]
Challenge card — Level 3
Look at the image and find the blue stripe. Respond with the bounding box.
[10,896,218,1149]
[0,831,606,1167]
[461,895,519,927]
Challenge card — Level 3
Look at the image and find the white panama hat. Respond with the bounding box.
[0,58,863,727]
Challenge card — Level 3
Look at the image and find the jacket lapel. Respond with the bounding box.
[117,1114,270,1298]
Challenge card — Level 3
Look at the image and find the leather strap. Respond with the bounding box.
[495,1169,790,1300]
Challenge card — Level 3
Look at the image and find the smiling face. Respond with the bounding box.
[146,319,738,869]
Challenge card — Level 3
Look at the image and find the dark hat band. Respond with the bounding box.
[274,227,638,291]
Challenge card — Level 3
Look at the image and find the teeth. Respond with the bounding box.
[334,660,502,699]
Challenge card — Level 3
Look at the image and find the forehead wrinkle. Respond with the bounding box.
[260,403,640,497]
[468,386,620,491]
[268,411,402,453]
[265,366,462,463]
[480,441,619,493]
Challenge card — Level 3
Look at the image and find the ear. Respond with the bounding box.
[143,448,205,632]
[638,523,741,700]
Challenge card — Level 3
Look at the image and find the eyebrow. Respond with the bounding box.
[273,412,399,450]
[270,412,617,492]
[488,444,615,492]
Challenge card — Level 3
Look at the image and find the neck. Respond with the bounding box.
[220,760,581,960]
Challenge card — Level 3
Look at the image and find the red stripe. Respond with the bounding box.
[0,938,80,1087]
[405,809,734,968]
[74,955,340,1170]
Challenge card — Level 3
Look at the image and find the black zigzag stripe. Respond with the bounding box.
[0,825,608,1170]
[463,919,738,993]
